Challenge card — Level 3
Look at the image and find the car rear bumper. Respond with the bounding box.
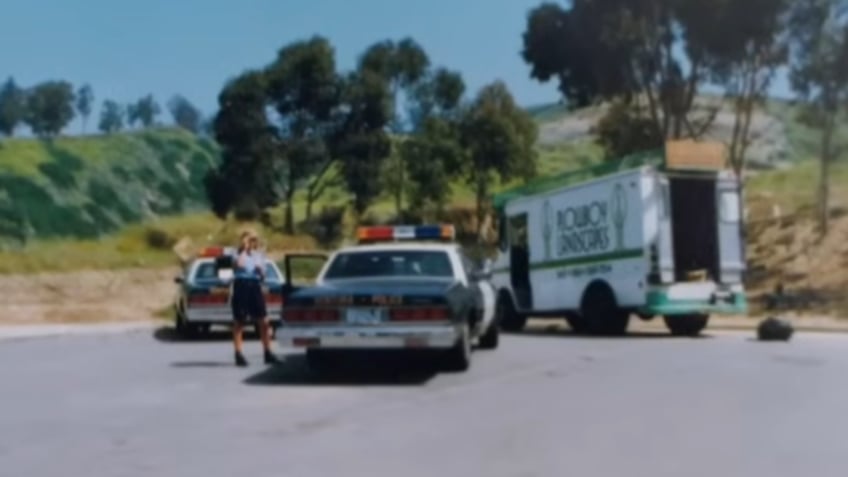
[277,323,462,350]
[185,307,282,324]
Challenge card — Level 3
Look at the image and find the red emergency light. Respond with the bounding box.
[356,225,455,244]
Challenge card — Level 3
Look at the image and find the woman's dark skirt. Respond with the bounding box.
[231,278,267,323]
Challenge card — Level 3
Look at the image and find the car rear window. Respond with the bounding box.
[323,250,454,279]
[192,260,281,282]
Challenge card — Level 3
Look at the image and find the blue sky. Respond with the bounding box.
[2,0,791,123]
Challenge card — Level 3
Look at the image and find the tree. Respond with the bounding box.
[331,69,394,218]
[521,0,787,153]
[168,94,202,133]
[459,82,538,232]
[789,0,848,235]
[98,100,125,133]
[399,68,467,214]
[593,100,664,159]
[0,77,26,137]
[402,116,465,214]
[76,84,94,133]
[359,37,430,214]
[408,67,466,128]
[265,36,342,233]
[24,81,75,138]
[694,0,791,236]
[129,94,161,128]
[208,70,279,220]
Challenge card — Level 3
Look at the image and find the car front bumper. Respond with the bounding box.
[276,323,462,350]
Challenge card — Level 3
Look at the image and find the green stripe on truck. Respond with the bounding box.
[643,290,748,316]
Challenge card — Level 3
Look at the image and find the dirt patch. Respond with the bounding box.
[0,267,180,324]
[746,199,848,317]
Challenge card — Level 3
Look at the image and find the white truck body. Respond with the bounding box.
[490,164,747,333]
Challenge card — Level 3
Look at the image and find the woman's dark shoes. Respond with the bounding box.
[235,351,248,367]
[264,350,280,365]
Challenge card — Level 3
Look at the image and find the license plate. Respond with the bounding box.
[345,308,383,325]
[210,287,230,296]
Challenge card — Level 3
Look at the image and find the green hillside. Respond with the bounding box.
[0,128,219,244]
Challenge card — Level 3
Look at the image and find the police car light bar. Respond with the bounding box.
[198,246,237,258]
[357,225,456,243]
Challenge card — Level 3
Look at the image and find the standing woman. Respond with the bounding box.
[230,230,279,367]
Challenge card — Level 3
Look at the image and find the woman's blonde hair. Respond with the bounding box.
[238,229,259,252]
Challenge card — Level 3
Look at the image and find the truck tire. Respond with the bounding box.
[580,282,630,336]
[663,314,709,337]
[478,321,500,350]
[444,323,471,372]
[497,293,527,332]
[565,312,591,334]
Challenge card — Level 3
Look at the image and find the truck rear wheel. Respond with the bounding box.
[565,312,590,334]
[497,293,527,332]
[663,314,709,337]
[580,283,630,336]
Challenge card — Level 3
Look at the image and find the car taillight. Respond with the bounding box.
[284,308,339,322]
[389,306,450,322]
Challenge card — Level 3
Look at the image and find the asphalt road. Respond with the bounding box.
[2,326,848,477]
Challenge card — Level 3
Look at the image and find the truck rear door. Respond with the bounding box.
[716,179,745,284]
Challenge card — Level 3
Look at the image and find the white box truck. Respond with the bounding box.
[488,143,747,336]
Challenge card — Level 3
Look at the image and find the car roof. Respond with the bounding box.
[334,242,460,254]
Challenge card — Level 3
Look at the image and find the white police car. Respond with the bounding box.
[277,225,499,372]
[173,246,284,338]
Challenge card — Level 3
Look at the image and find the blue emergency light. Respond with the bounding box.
[357,224,456,243]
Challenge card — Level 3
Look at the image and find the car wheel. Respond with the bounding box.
[497,294,527,333]
[444,324,471,372]
[580,282,630,336]
[175,310,196,339]
[478,321,499,350]
[664,314,709,337]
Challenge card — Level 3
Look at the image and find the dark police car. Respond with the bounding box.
[277,225,499,372]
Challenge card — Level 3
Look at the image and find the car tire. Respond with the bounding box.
[444,324,471,372]
[580,282,630,336]
[175,310,196,339]
[497,294,527,333]
[478,321,499,350]
[664,314,709,337]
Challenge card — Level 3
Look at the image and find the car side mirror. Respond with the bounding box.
[174,277,184,284]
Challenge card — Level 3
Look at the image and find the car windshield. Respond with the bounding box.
[323,250,454,280]
[192,261,280,282]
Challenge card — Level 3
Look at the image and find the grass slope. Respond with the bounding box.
[0,128,219,243]
[1,96,846,276]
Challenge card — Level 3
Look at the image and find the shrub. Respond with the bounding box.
[300,206,346,247]
[144,227,176,250]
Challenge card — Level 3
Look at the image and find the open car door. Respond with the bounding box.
[282,253,329,299]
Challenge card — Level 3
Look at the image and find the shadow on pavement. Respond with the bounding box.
[243,353,438,387]
[153,326,261,344]
[170,361,235,368]
[508,326,715,340]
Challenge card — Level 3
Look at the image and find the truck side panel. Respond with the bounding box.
[518,169,649,312]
